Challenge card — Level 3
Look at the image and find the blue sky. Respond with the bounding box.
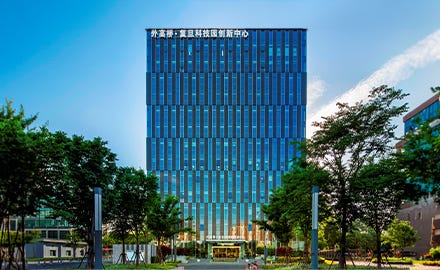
[1,0,440,169]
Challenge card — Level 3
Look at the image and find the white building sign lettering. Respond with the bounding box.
[150,29,249,39]
[159,29,166,38]
[206,235,245,240]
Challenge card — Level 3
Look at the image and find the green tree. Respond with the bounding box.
[261,156,329,260]
[354,158,407,268]
[260,192,294,250]
[306,85,408,269]
[345,220,375,252]
[107,168,133,265]
[147,195,192,263]
[382,219,419,255]
[0,101,59,269]
[129,171,158,265]
[102,230,118,249]
[252,219,273,262]
[281,159,330,257]
[66,230,84,259]
[108,167,159,265]
[319,218,340,250]
[47,134,117,269]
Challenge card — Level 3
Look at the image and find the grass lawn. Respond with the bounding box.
[262,261,411,270]
[263,266,410,270]
[104,262,178,269]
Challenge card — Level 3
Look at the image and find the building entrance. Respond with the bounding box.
[212,246,240,258]
[206,239,246,259]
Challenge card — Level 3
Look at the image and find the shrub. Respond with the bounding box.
[430,247,440,260]
[275,247,294,256]
[423,261,440,266]
[371,257,412,265]
[255,247,275,256]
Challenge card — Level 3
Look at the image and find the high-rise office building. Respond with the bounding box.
[145,28,307,243]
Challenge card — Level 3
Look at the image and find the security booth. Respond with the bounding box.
[206,236,246,260]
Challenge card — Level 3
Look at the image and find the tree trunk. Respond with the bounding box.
[375,229,382,268]
[8,216,19,270]
[303,231,310,264]
[87,230,94,269]
[121,236,126,264]
[87,244,94,269]
[157,236,163,263]
[135,226,140,265]
[20,215,26,270]
[284,243,290,264]
[338,206,347,270]
[375,210,382,269]
[0,219,4,269]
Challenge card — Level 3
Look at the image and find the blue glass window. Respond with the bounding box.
[236,173,241,202]
[171,106,176,137]
[151,76,157,104]
[220,172,224,203]
[252,106,257,137]
[167,139,172,169]
[188,43,193,72]
[212,42,217,72]
[244,171,249,203]
[196,106,200,137]
[212,172,216,202]
[236,107,241,137]
[146,106,152,137]
[188,107,193,137]
[192,74,197,104]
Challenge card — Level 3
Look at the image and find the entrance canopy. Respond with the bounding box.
[206,239,246,259]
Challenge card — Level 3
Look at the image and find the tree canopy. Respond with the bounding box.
[108,167,159,264]
[46,133,117,269]
[354,157,407,267]
[0,99,191,269]
[146,194,192,263]
[382,219,419,254]
[0,100,57,269]
[261,155,330,255]
[306,85,408,269]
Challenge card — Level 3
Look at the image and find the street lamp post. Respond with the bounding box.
[311,186,319,270]
[94,187,102,270]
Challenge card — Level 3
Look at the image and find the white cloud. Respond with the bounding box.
[307,76,326,112]
[307,28,440,137]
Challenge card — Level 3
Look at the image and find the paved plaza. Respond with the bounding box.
[176,259,438,270]
[176,259,262,270]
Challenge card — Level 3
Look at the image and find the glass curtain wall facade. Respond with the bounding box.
[403,94,440,134]
[146,28,307,242]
